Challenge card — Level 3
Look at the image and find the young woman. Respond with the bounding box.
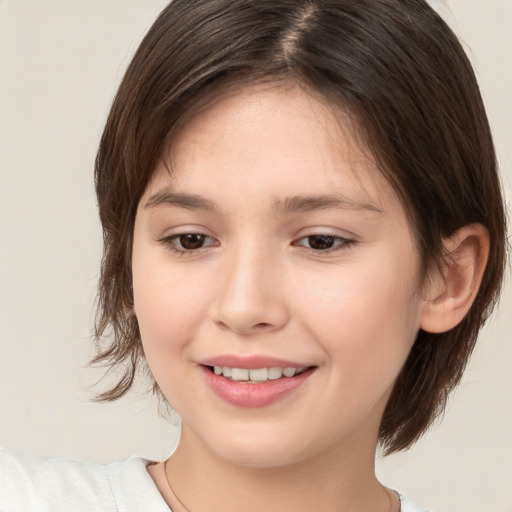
[1,1,506,511]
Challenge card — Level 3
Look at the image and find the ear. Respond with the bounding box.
[420,224,490,334]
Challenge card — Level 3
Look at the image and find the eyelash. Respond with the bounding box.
[292,234,354,253]
[159,233,218,256]
[159,233,354,256]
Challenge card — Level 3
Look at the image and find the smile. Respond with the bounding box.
[202,364,315,408]
[211,366,306,382]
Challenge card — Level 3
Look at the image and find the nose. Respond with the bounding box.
[211,246,290,336]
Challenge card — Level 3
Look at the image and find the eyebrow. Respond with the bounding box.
[144,191,382,214]
[273,194,383,214]
[144,191,217,211]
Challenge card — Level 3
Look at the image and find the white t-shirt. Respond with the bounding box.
[0,448,430,511]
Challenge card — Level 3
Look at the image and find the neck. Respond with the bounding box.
[159,425,393,512]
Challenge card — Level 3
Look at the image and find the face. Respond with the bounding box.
[132,83,428,468]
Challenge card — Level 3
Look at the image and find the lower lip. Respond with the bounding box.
[202,366,314,408]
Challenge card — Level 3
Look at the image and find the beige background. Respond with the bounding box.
[0,1,511,511]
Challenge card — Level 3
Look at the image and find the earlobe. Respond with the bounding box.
[420,224,490,334]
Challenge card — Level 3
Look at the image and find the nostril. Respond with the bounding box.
[215,320,230,331]
[253,322,271,329]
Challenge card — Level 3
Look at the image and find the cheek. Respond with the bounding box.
[296,255,422,371]
[132,246,209,359]
[132,266,209,406]
[135,281,200,344]
[298,269,422,432]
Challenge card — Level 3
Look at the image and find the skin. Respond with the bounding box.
[132,83,486,512]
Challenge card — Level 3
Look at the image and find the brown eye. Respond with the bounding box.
[160,232,218,255]
[178,233,208,250]
[294,234,352,252]
[306,235,338,250]
[307,235,336,251]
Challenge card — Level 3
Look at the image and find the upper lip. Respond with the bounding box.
[200,355,313,369]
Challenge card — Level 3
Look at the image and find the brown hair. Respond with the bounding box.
[93,0,506,454]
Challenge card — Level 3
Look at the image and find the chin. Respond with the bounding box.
[200,425,317,469]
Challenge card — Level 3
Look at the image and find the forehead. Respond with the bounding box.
[144,83,401,217]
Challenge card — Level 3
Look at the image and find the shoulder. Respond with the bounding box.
[399,492,434,512]
[0,448,169,512]
[0,448,116,511]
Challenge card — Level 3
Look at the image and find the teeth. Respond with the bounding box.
[268,367,283,380]
[231,368,249,381]
[249,368,268,381]
[282,367,296,377]
[212,366,306,382]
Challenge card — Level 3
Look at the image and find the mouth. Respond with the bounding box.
[201,364,316,407]
[206,365,310,383]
